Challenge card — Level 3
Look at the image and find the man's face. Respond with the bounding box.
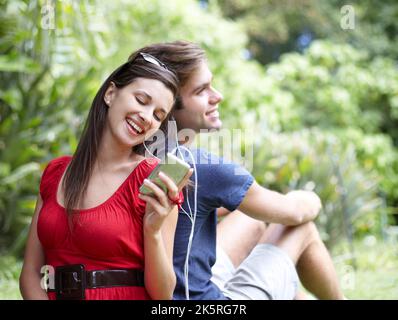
[172,60,223,132]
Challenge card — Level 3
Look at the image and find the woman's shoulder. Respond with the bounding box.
[125,157,160,186]
[40,155,72,199]
[43,156,72,174]
[47,155,72,166]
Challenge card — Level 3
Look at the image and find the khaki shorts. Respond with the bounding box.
[211,243,299,300]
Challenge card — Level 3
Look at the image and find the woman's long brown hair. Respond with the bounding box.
[62,52,179,215]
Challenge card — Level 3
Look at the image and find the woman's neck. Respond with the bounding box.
[96,129,142,171]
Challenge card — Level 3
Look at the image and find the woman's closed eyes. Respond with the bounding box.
[135,95,164,122]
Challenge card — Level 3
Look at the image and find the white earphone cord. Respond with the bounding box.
[177,146,197,301]
[171,126,197,301]
[143,122,197,300]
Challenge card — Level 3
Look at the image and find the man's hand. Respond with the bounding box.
[285,190,322,222]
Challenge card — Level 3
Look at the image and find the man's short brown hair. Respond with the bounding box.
[129,40,206,88]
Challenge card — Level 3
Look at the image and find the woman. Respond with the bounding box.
[19,50,192,300]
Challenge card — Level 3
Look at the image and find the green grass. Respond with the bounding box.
[1,238,397,300]
[332,237,398,299]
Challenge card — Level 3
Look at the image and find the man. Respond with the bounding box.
[135,41,344,300]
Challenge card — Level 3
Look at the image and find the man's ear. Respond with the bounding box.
[104,81,116,107]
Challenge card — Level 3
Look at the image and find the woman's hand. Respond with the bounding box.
[140,168,193,299]
[139,169,193,234]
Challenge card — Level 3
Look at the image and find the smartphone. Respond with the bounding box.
[139,152,191,196]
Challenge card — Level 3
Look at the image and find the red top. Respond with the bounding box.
[37,156,161,300]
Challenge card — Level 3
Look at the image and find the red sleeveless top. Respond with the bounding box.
[37,156,160,300]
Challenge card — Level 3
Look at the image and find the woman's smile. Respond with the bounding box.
[126,117,144,136]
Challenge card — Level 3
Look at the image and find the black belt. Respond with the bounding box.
[46,264,145,300]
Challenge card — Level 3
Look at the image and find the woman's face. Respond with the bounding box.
[104,77,174,148]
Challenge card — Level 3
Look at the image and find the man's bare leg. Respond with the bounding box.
[217,210,344,300]
[216,210,266,268]
[216,211,309,299]
[258,222,344,299]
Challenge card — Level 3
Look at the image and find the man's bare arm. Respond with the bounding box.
[238,181,322,226]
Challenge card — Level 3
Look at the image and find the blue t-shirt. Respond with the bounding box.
[173,148,254,300]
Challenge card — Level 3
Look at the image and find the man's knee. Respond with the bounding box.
[301,221,321,243]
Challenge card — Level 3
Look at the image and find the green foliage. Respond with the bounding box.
[216,0,398,64]
[332,239,398,299]
[0,255,22,299]
[266,41,398,138]
[0,0,104,255]
[251,129,384,247]
[264,41,398,206]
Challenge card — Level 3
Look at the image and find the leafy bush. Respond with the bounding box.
[250,129,385,247]
[263,41,398,210]
[0,255,22,300]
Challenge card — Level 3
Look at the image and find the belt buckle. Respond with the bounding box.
[55,264,86,300]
